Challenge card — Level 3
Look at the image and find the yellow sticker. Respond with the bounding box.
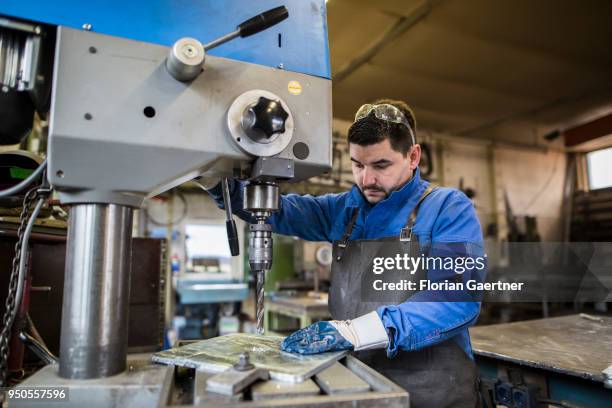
[288,80,302,95]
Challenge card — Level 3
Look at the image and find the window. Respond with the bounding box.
[185,224,231,273]
[586,147,612,190]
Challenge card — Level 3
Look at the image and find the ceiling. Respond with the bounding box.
[327,0,612,143]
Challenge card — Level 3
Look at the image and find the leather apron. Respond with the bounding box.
[329,187,479,408]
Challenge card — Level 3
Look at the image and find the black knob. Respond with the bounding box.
[247,96,289,139]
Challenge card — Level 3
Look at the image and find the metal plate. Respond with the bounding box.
[152,333,346,383]
[470,314,612,383]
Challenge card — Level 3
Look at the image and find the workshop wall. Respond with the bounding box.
[431,136,496,233]
[434,135,566,241]
[493,147,566,241]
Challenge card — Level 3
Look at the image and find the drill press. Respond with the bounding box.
[0,2,332,402]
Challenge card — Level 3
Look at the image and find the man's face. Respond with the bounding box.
[350,138,421,204]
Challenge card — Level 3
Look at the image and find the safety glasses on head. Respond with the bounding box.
[354,103,416,145]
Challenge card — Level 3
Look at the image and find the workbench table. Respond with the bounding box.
[470,314,612,407]
[265,295,331,332]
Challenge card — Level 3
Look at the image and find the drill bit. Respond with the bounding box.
[255,270,265,335]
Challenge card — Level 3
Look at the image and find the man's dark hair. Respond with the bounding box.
[347,99,417,156]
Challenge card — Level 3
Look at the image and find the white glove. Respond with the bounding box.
[330,311,389,351]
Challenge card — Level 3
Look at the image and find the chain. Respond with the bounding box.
[0,188,39,387]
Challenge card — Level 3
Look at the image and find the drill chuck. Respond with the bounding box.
[248,222,273,271]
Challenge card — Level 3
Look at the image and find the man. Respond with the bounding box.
[207,99,483,407]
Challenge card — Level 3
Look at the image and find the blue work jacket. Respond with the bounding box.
[209,168,484,358]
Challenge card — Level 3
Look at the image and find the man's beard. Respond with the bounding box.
[361,184,388,203]
[360,169,415,203]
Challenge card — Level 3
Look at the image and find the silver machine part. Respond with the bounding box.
[206,366,269,396]
[203,28,240,51]
[0,17,42,91]
[47,27,331,207]
[165,37,205,82]
[250,156,295,180]
[246,222,274,271]
[15,355,409,407]
[244,182,280,212]
[244,182,280,334]
[158,355,409,407]
[59,204,133,379]
[13,356,170,408]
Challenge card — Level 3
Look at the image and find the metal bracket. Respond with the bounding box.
[206,367,269,396]
[250,156,294,180]
[399,227,413,242]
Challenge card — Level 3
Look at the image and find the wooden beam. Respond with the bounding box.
[564,113,612,147]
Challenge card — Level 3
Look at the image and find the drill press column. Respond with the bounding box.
[59,204,133,379]
[243,182,279,334]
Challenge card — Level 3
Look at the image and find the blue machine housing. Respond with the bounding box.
[0,0,331,79]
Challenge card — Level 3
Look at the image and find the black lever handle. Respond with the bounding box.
[237,6,289,38]
[221,178,240,256]
[204,6,289,52]
[226,219,240,257]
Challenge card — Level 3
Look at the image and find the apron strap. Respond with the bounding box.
[336,207,359,261]
[400,185,435,242]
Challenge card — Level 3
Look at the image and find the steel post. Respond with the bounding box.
[59,204,133,379]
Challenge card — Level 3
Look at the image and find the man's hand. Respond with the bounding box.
[281,311,389,355]
[280,321,353,354]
